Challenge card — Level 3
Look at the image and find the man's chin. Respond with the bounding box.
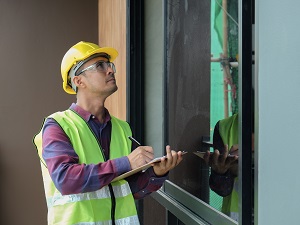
[113,85,118,93]
[108,85,118,95]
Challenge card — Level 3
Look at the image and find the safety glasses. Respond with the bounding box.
[76,61,116,76]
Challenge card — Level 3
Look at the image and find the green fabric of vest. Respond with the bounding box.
[33,109,139,225]
[218,113,239,219]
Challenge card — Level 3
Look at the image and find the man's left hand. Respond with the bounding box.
[152,145,183,176]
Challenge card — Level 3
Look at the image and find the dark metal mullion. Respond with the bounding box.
[126,0,144,144]
[239,0,253,224]
[126,0,145,224]
[163,0,169,154]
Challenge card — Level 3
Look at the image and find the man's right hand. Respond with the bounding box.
[127,146,154,170]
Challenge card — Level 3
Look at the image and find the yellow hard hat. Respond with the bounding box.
[61,41,118,94]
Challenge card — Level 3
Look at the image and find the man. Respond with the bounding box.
[33,41,183,225]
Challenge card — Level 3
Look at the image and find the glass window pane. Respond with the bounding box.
[165,0,239,222]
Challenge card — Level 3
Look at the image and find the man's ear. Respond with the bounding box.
[73,76,85,88]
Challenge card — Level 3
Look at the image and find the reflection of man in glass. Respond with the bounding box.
[204,112,254,222]
[204,113,239,221]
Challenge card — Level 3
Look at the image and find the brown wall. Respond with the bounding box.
[0,1,98,224]
[98,0,127,120]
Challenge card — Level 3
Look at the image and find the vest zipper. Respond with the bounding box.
[108,184,116,225]
[70,109,117,224]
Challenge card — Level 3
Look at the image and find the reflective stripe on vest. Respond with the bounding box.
[73,215,140,225]
[33,109,139,225]
[218,113,239,221]
[47,182,132,208]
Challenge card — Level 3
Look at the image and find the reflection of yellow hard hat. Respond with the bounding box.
[61,41,118,94]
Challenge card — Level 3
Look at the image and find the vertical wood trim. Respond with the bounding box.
[98,0,127,120]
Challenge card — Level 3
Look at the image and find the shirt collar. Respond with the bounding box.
[69,103,111,123]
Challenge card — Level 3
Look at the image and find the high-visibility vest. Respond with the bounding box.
[33,109,139,225]
[218,113,239,221]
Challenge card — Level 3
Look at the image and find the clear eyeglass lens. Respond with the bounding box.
[77,61,116,75]
[96,62,106,71]
[97,62,116,73]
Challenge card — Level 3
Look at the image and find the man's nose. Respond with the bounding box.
[106,65,115,74]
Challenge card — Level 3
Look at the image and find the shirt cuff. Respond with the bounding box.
[114,156,131,176]
[134,168,168,198]
[147,167,168,181]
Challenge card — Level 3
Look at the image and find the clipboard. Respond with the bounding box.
[111,151,187,182]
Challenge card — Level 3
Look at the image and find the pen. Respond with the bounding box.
[128,136,141,146]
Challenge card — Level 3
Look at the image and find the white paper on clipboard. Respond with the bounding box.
[111,152,188,182]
